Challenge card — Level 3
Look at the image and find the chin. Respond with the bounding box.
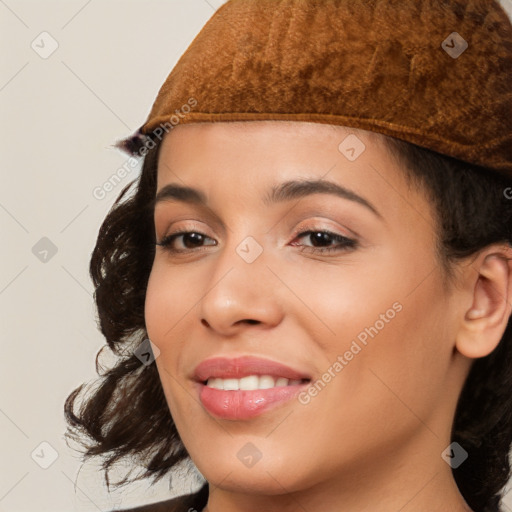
[199,461,307,496]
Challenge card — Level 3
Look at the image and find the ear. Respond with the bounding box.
[455,244,512,359]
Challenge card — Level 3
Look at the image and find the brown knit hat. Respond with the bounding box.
[135,0,512,176]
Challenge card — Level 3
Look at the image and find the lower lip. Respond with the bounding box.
[198,383,307,420]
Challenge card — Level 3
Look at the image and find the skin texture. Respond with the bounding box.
[144,121,512,512]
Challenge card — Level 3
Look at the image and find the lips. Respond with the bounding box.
[193,356,312,420]
[194,355,312,382]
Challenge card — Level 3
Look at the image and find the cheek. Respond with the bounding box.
[144,266,168,337]
[144,264,187,387]
[287,283,452,479]
[296,246,452,414]
[144,267,186,424]
[144,260,210,408]
[144,261,195,344]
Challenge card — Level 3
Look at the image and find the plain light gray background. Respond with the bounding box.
[1,1,512,511]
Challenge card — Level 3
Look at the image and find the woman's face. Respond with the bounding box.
[145,121,468,497]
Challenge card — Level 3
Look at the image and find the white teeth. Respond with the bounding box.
[208,378,224,390]
[223,378,239,390]
[259,375,275,389]
[239,375,259,390]
[206,375,299,390]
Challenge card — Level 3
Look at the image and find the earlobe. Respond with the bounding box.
[456,246,512,359]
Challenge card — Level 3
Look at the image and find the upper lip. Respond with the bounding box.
[193,356,312,382]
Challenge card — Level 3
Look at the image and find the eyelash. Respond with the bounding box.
[156,229,357,255]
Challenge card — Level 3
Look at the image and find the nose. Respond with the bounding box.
[198,242,284,337]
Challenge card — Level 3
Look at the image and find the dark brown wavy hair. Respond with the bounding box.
[64,129,512,512]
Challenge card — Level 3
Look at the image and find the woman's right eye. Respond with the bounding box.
[156,231,217,253]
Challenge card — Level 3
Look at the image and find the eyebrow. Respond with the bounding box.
[154,179,382,219]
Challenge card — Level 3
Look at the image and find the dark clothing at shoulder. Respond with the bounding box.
[113,484,208,512]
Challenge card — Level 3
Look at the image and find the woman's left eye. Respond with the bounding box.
[291,230,357,254]
[156,229,357,255]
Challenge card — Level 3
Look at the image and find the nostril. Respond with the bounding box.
[201,318,260,328]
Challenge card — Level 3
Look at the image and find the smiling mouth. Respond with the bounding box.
[193,355,313,419]
[204,375,310,390]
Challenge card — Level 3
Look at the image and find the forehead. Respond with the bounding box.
[158,121,396,184]
[159,120,386,149]
[156,121,411,205]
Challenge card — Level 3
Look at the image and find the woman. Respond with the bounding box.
[65,1,512,511]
